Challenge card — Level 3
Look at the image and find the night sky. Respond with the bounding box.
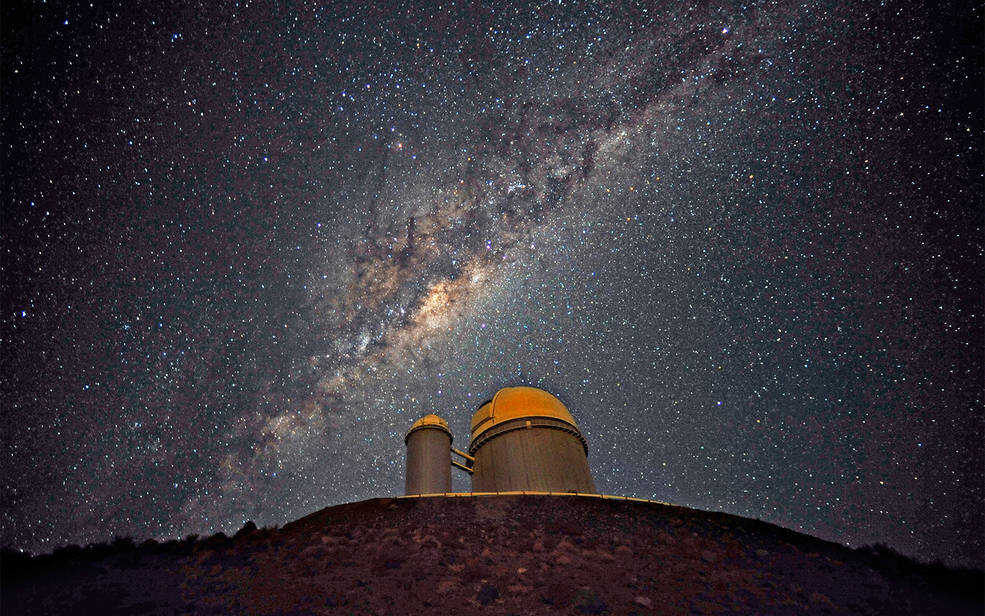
[2,1,982,567]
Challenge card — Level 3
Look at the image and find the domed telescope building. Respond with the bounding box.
[404,386,596,495]
[404,413,452,495]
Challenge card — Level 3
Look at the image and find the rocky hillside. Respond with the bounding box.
[3,495,982,615]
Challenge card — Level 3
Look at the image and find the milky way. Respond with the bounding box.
[2,1,982,567]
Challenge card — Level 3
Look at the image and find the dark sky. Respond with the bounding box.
[2,1,982,567]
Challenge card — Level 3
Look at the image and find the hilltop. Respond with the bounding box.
[3,495,982,615]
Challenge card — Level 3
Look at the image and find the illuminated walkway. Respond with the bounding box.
[398,491,673,507]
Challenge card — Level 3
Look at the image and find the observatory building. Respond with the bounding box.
[404,386,596,495]
[404,413,452,495]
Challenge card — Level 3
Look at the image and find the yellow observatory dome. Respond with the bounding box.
[469,386,578,443]
[405,413,451,442]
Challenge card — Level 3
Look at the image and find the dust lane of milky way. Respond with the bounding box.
[0,1,982,568]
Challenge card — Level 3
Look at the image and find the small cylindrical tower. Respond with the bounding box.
[468,386,595,493]
[404,414,452,495]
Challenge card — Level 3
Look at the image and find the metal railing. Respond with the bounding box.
[397,491,673,506]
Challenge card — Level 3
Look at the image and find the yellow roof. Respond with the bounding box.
[405,413,451,441]
[469,386,577,443]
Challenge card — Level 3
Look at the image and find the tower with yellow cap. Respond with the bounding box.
[404,414,452,495]
[403,386,596,495]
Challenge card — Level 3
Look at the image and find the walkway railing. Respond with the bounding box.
[398,491,673,506]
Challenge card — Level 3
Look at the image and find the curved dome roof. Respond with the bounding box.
[405,413,451,441]
[469,386,578,443]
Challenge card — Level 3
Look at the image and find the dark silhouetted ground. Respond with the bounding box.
[3,495,982,615]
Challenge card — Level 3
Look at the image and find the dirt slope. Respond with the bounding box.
[3,495,982,615]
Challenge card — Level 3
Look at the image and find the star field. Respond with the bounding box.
[1,1,982,567]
